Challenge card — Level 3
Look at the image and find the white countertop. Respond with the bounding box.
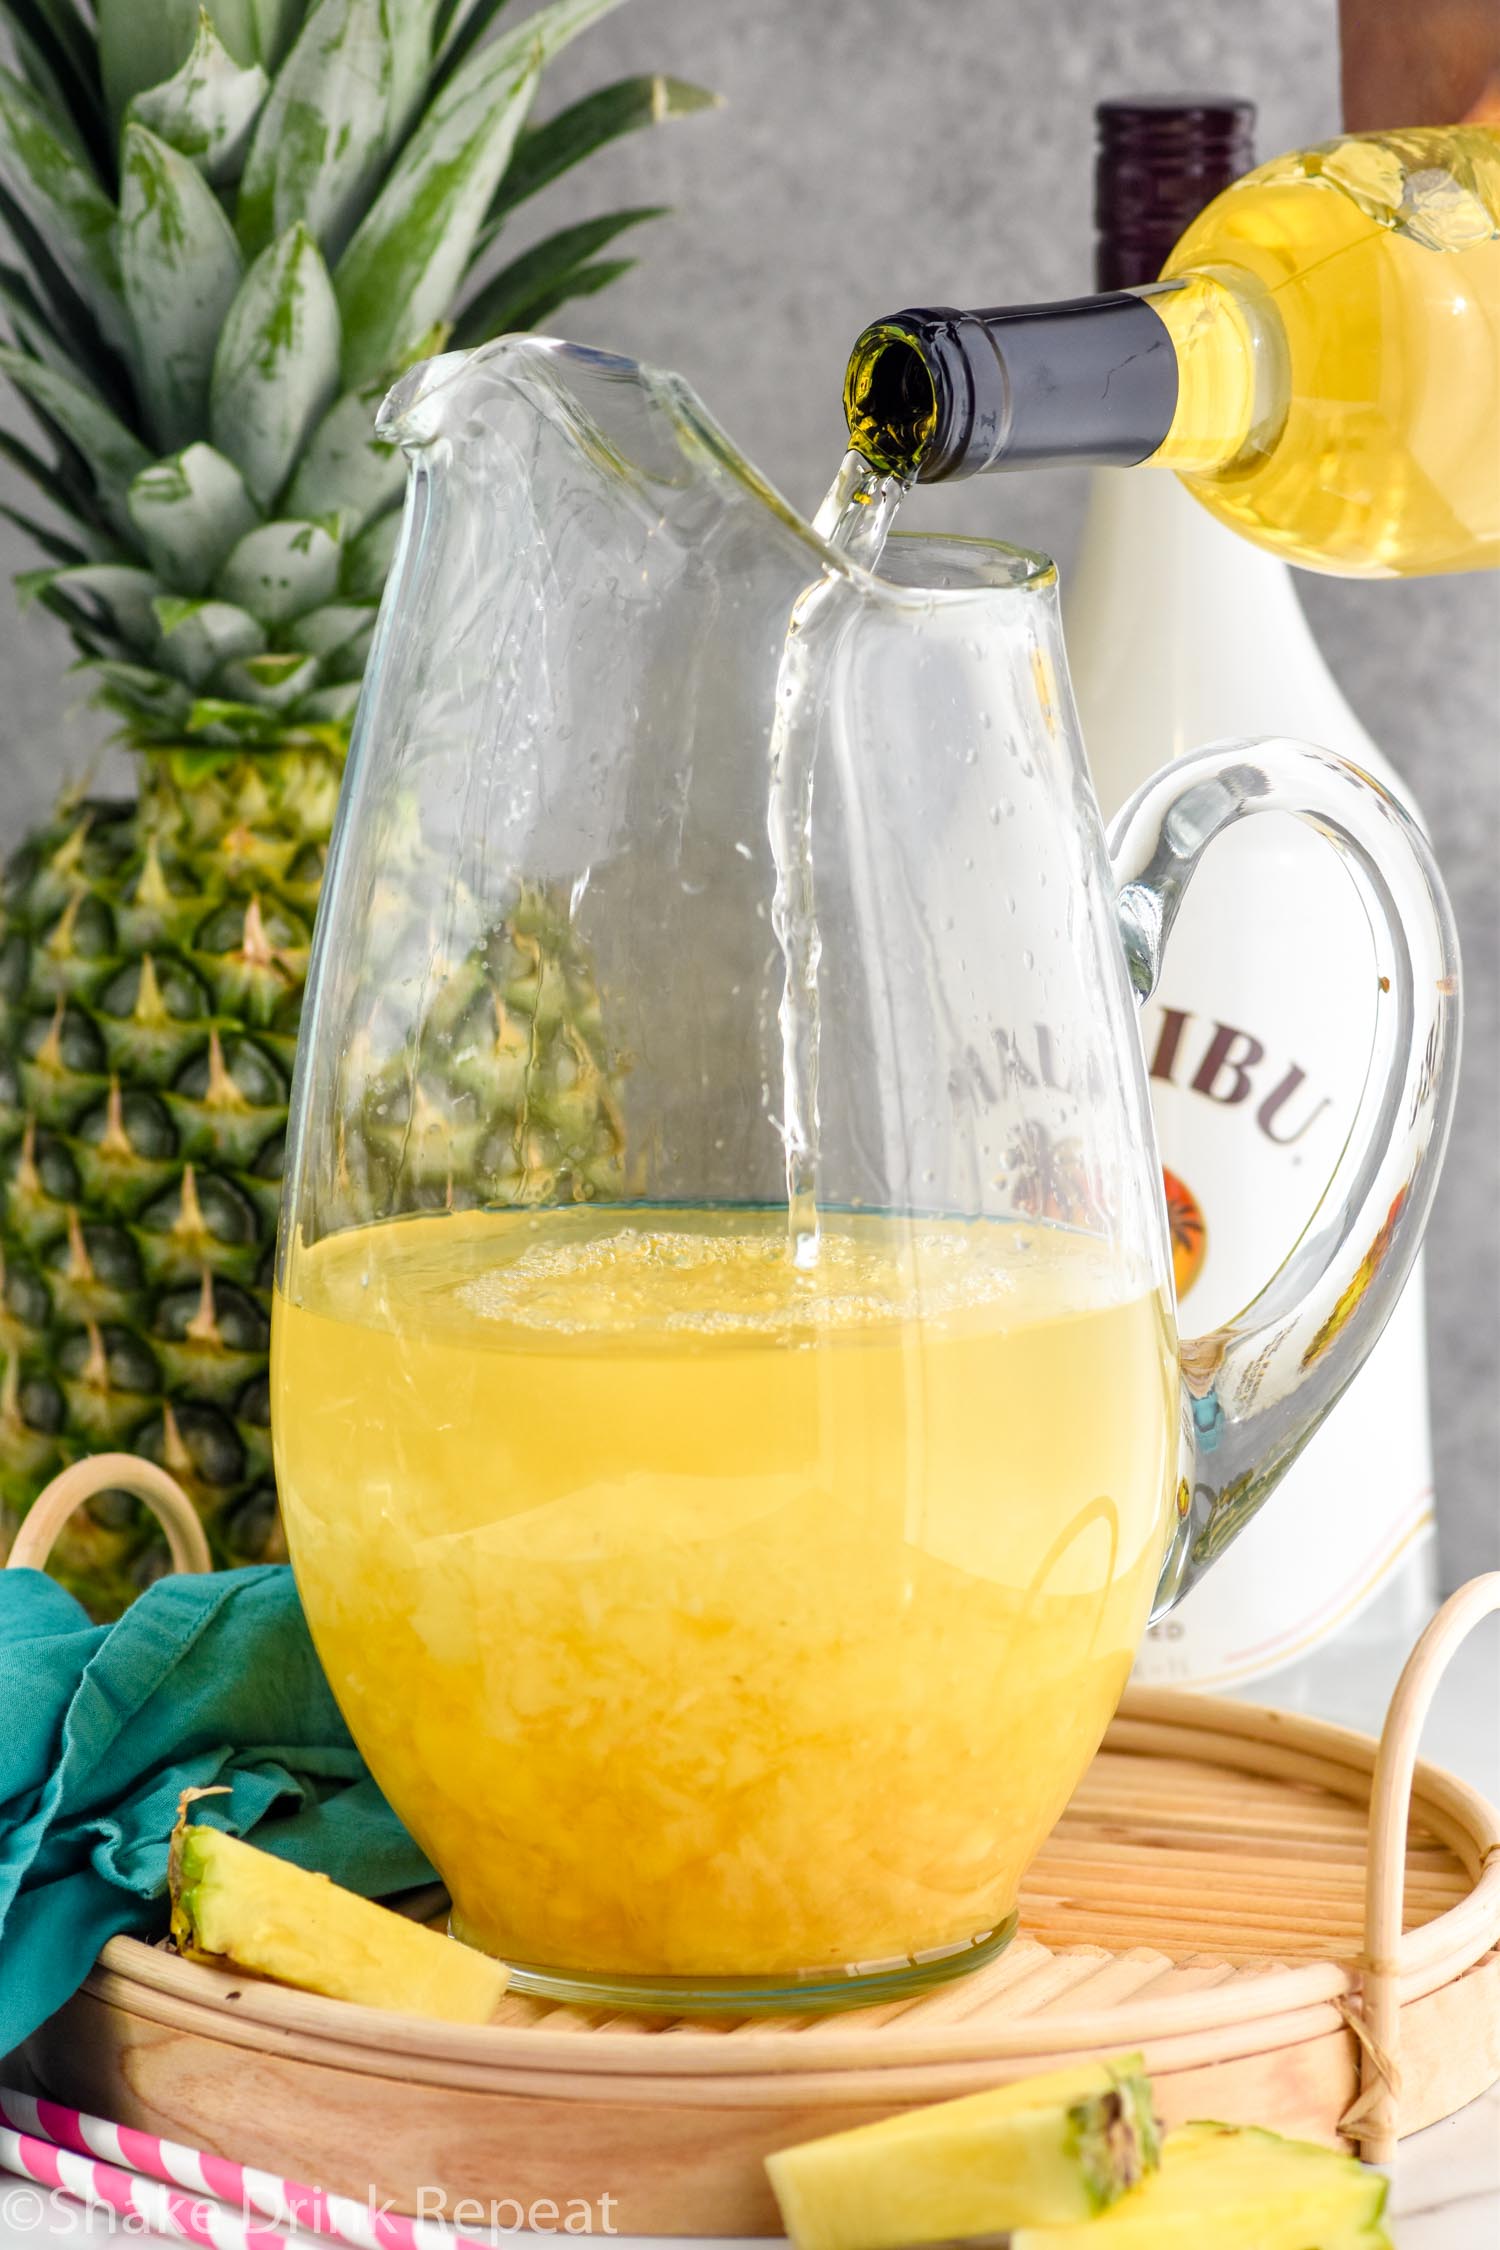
[4,1626,1496,2250]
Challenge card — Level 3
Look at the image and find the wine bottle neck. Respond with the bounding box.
[844,276,1273,484]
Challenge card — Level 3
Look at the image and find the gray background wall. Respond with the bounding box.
[1,0,1496,1582]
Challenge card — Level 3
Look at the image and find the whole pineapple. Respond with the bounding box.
[0,0,712,1612]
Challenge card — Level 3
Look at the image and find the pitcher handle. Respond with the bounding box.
[1108,739,1461,1619]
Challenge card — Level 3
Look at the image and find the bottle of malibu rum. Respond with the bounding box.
[1066,97,1437,1696]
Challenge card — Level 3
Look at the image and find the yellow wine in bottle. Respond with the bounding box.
[845,126,1500,577]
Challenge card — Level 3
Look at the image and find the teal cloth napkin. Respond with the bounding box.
[0,1562,432,2059]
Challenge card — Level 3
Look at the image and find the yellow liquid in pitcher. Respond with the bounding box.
[272,1207,1177,1986]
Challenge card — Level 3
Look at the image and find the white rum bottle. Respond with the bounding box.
[1066,98,1436,1696]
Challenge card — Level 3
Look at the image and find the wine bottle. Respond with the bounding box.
[1066,98,1437,1698]
[844,123,1500,576]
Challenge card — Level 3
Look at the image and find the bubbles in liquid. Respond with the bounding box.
[300,1206,1152,1349]
[456,1217,1034,1335]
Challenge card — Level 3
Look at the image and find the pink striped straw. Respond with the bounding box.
[0,2090,498,2250]
[0,2117,289,2249]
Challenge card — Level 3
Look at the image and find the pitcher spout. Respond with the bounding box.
[375,349,477,453]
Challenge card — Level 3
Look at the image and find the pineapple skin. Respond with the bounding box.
[0,746,336,1610]
[0,749,627,1615]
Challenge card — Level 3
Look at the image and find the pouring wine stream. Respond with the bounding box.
[768,451,909,1268]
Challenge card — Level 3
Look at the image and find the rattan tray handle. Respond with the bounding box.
[5,1454,211,1579]
[1342,1571,1500,2163]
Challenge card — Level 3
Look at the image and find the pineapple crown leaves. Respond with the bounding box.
[0,0,718,750]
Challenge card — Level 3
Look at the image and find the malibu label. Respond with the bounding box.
[1066,241,1434,1698]
[1127,851,1435,1692]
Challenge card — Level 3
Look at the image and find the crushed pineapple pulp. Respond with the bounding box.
[272,1208,1177,1979]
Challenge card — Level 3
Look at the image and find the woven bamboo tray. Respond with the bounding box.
[15,1459,1500,2238]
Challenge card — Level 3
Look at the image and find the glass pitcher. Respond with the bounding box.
[271,337,1459,2011]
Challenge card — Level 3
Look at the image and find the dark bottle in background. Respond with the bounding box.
[1092,93,1254,288]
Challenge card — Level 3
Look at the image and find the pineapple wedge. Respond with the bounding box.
[766,2057,1161,2249]
[169,1807,508,2025]
[1005,2122,1391,2248]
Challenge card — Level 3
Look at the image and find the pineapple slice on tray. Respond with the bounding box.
[768,2068,1392,2250]
[169,1791,507,2023]
[767,2058,1162,2245]
[1001,2123,1392,2248]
